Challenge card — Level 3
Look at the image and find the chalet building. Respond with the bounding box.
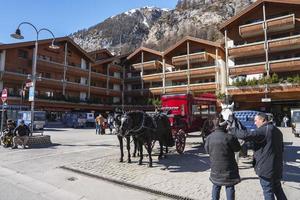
[0,37,123,120]
[220,0,300,121]
[125,36,226,105]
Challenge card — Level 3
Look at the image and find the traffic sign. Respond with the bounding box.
[1,88,8,102]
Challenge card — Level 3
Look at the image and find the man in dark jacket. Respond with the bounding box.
[205,116,241,200]
[229,112,287,200]
[12,120,30,149]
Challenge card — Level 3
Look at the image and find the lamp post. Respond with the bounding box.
[11,22,59,133]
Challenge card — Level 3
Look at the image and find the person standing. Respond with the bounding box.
[12,120,30,149]
[283,115,289,128]
[95,114,104,135]
[229,112,287,200]
[205,116,241,200]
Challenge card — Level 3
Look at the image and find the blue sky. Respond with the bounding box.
[0,0,178,44]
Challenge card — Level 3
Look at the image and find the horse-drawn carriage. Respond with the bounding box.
[161,93,217,154]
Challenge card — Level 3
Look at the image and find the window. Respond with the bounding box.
[18,49,28,59]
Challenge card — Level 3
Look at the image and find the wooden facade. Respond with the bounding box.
[220,0,300,114]
[124,36,225,105]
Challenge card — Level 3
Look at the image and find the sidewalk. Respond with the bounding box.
[62,129,300,200]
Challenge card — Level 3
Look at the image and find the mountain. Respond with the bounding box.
[70,0,255,54]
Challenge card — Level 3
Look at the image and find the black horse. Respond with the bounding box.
[120,111,173,167]
[114,112,138,163]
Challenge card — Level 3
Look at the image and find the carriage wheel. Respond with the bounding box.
[175,129,186,154]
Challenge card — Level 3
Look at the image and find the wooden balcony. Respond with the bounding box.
[270,57,300,73]
[132,60,162,71]
[90,86,106,95]
[107,90,122,97]
[228,84,300,101]
[108,63,122,72]
[108,76,122,84]
[66,82,88,92]
[229,62,266,76]
[172,52,208,66]
[165,66,216,81]
[239,14,295,38]
[228,41,265,58]
[37,78,63,90]
[143,73,163,82]
[155,82,218,94]
[37,59,64,73]
[148,87,162,95]
[190,66,217,78]
[269,34,300,52]
[1,71,26,81]
[91,72,107,82]
[66,66,89,77]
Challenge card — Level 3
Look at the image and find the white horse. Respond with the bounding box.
[220,102,244,163]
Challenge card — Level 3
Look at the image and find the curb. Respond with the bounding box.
[60,166,196,200]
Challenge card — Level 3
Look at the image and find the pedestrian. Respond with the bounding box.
[205,115,241,200]
[107,113,114,134]
[0,119,16,147]
[12,120,30,149]
[95,114,104,135]
[229,112,287,200]
[283,114,289,127]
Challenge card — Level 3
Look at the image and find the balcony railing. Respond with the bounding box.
[239,14,295,38]
[148,82,217,94]
[143,73,163,82]
[108,63,122,72]
[172,52,208,66]
[165,66,216,80]
[229,62,266,76]
[229,33,300,58]
[228,41,265,58]
[91,72,107,81]
[269,57,300,72]
[132,60,162,71]
[228,57,300,76]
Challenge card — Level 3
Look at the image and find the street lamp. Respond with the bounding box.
[11,22,59,133]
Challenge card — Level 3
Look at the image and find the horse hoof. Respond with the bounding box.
[148,164,153,167]
[133,154,136,157]
[119,159,123,162]
[128,159,131,163]
[138,161,142,165]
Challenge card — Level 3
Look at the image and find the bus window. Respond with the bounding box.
[201,105,209,115]
[34,112,46,121]
[209,105,216,115]
[192,105,200,115]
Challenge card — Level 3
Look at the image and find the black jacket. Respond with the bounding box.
[14,125,30,136]
[230,122,283,180]
[205,127,241,186]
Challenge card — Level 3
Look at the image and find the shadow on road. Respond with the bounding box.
[157,146,210,173]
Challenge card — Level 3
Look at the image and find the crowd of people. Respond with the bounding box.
[0,119,31,149]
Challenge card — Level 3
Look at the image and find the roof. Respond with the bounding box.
[127,47,162,60]
[88,48,113,57]
[0,36,94,62]
[94,52,131,65]
[163,36,223,56]
[219,0,300,32]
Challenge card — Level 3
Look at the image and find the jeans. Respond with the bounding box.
[95,124,101,134]
[259,177,287,200]
[212,184,235,200]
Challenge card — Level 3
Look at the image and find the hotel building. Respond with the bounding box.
[220,0,300,119]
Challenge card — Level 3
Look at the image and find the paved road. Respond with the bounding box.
[0,127,299,200]
[0,128,165,200]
